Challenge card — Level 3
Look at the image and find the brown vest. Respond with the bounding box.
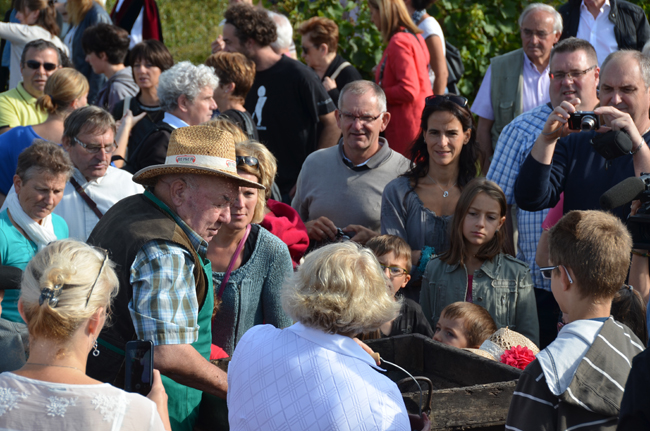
[85,193,207,386]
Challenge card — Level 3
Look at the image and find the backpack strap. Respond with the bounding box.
[330,61,351,81]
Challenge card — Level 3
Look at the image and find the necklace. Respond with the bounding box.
[24,362,83,372]
[427,174,457,198]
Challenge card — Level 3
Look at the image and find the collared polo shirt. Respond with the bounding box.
[0,83,46,129]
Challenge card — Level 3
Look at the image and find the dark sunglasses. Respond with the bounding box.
[25,60,58,71]
[425,95,468,109]
[236,156,259,168]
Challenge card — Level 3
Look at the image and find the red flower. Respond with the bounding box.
[500,346,536,370]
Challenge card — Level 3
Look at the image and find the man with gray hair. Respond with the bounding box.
[268,10,297,59]
[472,3,562,172]
[124,61,218,174]
[292,80,410,245]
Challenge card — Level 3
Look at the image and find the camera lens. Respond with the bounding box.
[581,115,597,131]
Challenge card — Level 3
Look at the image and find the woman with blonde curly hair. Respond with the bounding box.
[0,67,88,199]
[228,242,428,431]
[0,239,170,430]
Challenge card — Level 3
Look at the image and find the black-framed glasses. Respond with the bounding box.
[380,264,409,278]
[86,250,109,307]
[301,45,315,54]
[549,65,597,81]
[339,111,384,125]
[425,95,468,109]
[236,156,259,168]
[540,264,574,283]
[73,137,117,154]
[25,60,58,71]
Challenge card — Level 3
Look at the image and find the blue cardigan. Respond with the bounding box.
[211,226,294,356]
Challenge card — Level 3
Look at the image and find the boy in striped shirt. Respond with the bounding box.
[505,210,644,431]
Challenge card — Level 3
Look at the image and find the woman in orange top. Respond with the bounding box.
[369,0,433,157]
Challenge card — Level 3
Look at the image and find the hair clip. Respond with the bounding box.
[39,284,63,307]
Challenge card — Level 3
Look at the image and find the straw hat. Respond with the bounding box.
[132,125,265,189]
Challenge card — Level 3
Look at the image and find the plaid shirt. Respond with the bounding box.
[128,193,209,345]
[487,103,552,291]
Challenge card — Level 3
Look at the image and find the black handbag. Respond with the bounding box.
[445,41,464,95]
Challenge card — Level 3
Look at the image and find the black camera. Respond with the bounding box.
[568,111,600,131]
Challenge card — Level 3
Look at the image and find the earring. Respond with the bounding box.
[92,339,100,357]
[495,228,500,232]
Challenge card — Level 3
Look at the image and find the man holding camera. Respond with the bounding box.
[514,49,650,223]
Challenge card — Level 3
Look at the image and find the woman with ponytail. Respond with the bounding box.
[0,239,171,430]
[0,0,69,89]
[0,67,88,200]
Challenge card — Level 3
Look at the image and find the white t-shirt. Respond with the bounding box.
[0,372,165,430]
[417,16,446,89]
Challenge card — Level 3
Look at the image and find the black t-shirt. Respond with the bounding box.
[245,56,336,195]
[324,54,363,106]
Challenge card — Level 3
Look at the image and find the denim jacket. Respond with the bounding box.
[420,252,539,347]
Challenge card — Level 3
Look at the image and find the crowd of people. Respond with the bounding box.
[1,0,650,430]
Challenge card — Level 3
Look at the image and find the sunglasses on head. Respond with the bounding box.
[425,95,468,109]
[25,60,58,71]
[236,156,259,168]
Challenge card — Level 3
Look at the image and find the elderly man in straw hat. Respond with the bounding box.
[85,124,263,431]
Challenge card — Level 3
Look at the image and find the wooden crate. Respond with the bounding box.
[365,334,522,431]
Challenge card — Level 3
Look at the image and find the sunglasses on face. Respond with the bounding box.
[425,95,469,109]
[236,156,259,168]
[25,60,58,71]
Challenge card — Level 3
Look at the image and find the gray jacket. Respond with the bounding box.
[420,252,539,346]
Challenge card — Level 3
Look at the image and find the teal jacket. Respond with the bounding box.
[420,252,539,347]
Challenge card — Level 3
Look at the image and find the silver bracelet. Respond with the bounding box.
[631,139,646,156]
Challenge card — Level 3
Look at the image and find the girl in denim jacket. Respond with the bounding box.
[420,178,539,347]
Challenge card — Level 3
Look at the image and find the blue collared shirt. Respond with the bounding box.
[487,103,552,291]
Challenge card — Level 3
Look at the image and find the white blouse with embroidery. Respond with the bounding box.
[0,372,165,430]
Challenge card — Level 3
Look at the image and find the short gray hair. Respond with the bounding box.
[268,11,293,52]
[158,61,219,113]
[519,3,563,35]
[338,80,387,113]
[601,49,650,89]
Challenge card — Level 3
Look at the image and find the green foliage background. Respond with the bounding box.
[3,0,649,103]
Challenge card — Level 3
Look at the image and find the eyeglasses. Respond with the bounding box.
[74,137,117,154]
[540,264,574,283]
[301,45,315,54]
[425,95,468,109]
[380,264,409,278]
[86,250,108,307]
[521,29,554,39]
[549,65,597,81]
[236,156,259,168]
[25,60,58,71]
[339,111,384,125]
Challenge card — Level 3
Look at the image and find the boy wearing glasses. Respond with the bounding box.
[506,210,644,431]
[363,235,433,339]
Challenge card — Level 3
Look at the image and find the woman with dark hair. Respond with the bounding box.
[111,39,174,157]
[419,178,539,346]
[381,95,478,293]
[368,0,432,156]
[0,0,68,89]
[64,0,112,103]
[403,0,447,94]
[205,51,258,140]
